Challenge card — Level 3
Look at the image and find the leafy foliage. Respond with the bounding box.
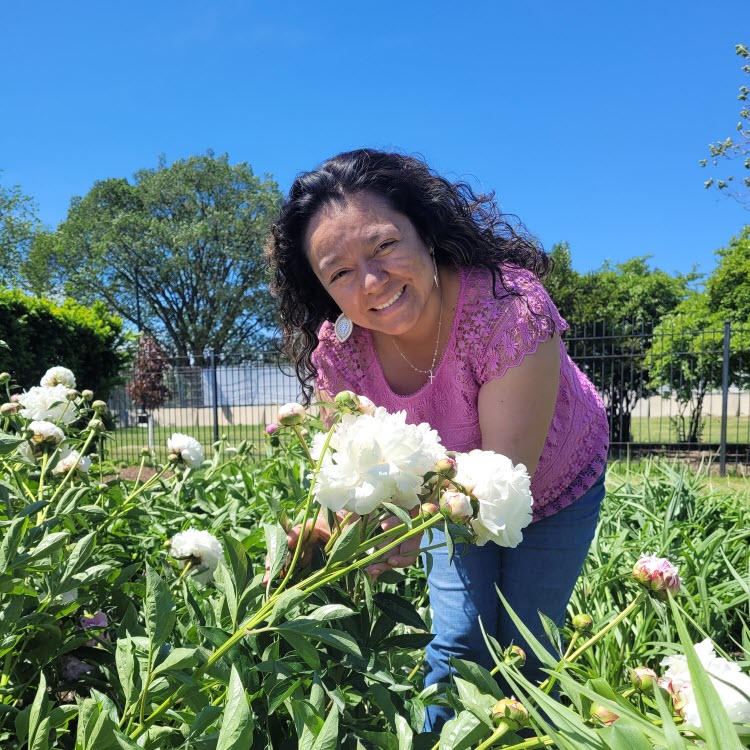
[126,335,171,412]
[0,290,125,395]
[700,44,750,209]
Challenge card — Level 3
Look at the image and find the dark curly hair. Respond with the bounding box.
[266,148,552,404]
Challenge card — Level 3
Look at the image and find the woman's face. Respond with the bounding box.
[304,191,436,338]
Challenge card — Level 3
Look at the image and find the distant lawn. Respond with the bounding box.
[107,423,266,464]
[628,415,750,444]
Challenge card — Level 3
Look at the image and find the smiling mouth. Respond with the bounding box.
[372,286,405,311]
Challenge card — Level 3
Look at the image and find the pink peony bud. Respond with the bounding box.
[0,402,19,415]
[440,490,474,523]
[420,501,440,516]
[277,402,306,426]
[265,422,279,435]
[590,704,619,725]
[658,678,687,717]
[434,456,458,478]
[631,666,658,692]
[491,697,529,729]
[632,554,680,598]
[503,645,526,667]
[572,613,593,631]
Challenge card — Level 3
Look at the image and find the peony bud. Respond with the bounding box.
[357,395,377,415]
[420,501,440,516]
[87,418,104,432]
[277,402,306,426]
[631,666,658,692]
[590,704,619,726]
[65,388,79,401]
[440,490,474,523]
[140,447,151,457]
[632,554,680,598]
[167,452,180,463]
[503,645,526,667]
[434,456,458,478]
[0,372,10,384]
[265,422,279,436]
[92,400,107,413]
[334,390,360,411]
[491,697,529,729]
[572,613,593,631]
[97,483,108,492]
[81,389,94,401]
[0,402,19,416]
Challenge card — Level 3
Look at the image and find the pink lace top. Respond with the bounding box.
[312,265,609,522]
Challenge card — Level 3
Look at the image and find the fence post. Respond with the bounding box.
[719,321,731,477]
[210,349,219,444]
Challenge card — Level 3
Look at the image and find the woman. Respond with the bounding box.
[266,149,609,730]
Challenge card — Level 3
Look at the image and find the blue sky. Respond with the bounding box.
[2,0,749,277]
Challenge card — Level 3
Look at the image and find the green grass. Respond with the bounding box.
[629,415,750,443]
[106,423,266,464]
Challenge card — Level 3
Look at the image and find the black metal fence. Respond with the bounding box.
[106,321,750,474]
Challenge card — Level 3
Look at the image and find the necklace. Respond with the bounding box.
[391,286,444,384]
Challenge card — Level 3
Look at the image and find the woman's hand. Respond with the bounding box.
[365,512,423,581]
[263,517,331,584]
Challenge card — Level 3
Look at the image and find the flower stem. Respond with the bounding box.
[474,721,513,750]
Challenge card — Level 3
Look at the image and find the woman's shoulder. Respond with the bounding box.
[313,320,371,386]
[460,263,564,325]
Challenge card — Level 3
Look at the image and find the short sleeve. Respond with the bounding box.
[311,322,347,396]
[475,267,568,386]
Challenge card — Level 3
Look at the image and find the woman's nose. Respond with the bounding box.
[361,261,388,291]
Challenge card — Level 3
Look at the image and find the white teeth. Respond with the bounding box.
[374,287,404,311]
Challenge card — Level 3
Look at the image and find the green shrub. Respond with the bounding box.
[0,290,126,396]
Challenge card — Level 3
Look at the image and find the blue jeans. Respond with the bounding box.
[421,470,605,732]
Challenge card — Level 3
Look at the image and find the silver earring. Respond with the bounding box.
[334,313,353,343]
[431,248,439,288]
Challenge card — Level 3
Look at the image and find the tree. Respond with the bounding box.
[56,152,283,360]
[0,175,40,289]
[126,335,171,412]
[700,44,750,208]
[705,225,750,322]
[545,252,696,444]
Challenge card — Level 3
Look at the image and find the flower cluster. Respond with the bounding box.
[659,638,750,726]
[311,407,446,515]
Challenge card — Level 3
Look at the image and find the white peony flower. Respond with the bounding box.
[28,420,65,445]
[659,638,750,727]
[170,529,223,584]
[453,450,533,548]
[41,366,76,389]
[167,433,205,467]
[52,448,91,475]
[18,385,77,424]
[312,407,447,515]
[357,395,377,416]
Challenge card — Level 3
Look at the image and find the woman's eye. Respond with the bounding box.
[331,269,349,282]
[377,240,395,253]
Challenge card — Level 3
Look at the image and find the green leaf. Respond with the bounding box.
[373,592,428,630]
[276,621,362,657]
[438,710,488,750]
[28,673,49,749]
[29,716,50,750]
[115,639,141,710]
[144,564,176,649]
[539,611,562,656]
[327,521,361,567]
[452,677,495,728]
[268,588,310,625]
[600,719,657,750]
[306,604,356,622]
[152,647,199,677]
[264,523,288,584]
[0,516,26,574]
[216,666,254,750]
[451,658,503,700]
[268,677,302,715]
[186,705,222,740]
[60,532,96,586]
[279,631,321,670]
[310,704,339,750]
[223,533,249,592]
[13,530,69,568]
[652,685,688,750]
[0,431,23,455]
[669,598,744,750]
[395,714,413,750]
